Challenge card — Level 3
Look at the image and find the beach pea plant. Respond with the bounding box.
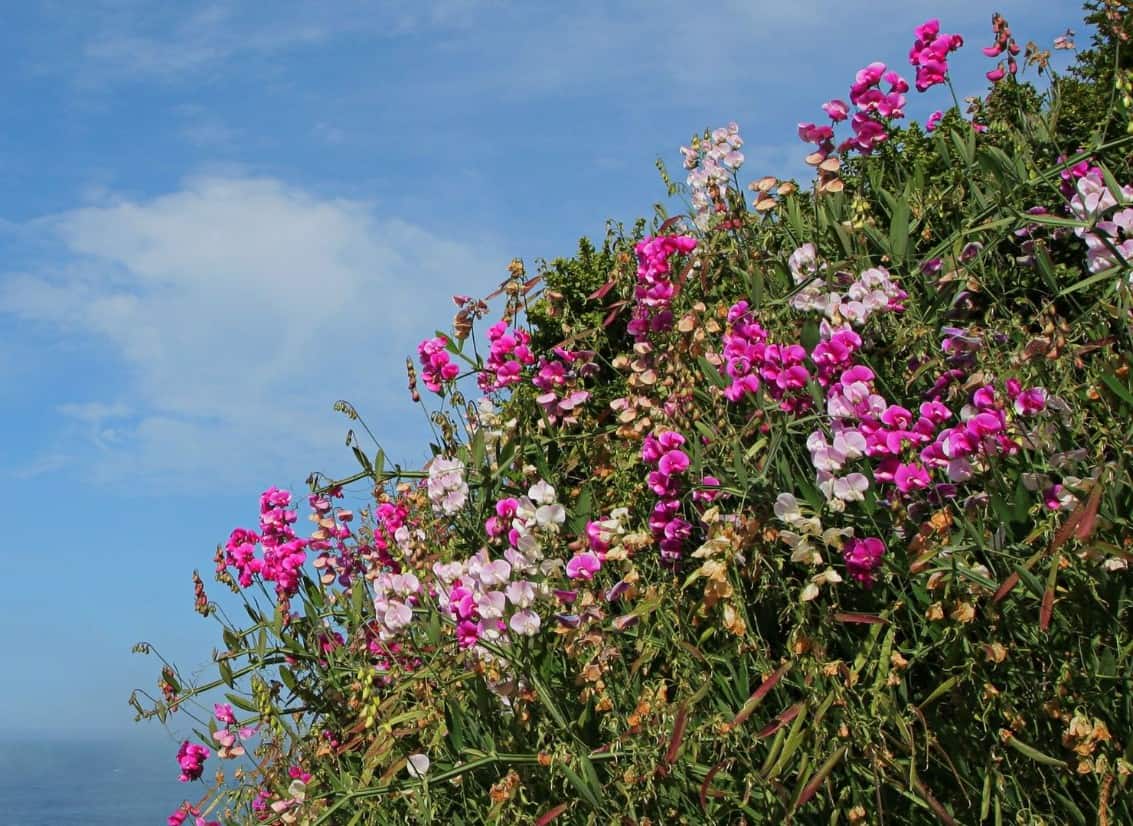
[135,6,1133,825]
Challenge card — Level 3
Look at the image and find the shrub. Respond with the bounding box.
[137,6,1133,825]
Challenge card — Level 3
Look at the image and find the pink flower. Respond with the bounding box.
[843,537,886,587]
[214,703,237,725]
[1014,387,1048,416]
[175,741,210,783]
[909,19,964,92]
[509,609,541,636]
[456,620,480,648]
[894,462,931,493]
[657,449,690,476]
[926,110,944,132]
[417,335,459,393]
[566,551,602,580]
[822,99,849,121]
[630,236,697,338]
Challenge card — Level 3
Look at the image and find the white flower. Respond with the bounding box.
[505,579,535,608]
[383,601,412,631]
[774,493,801,522]
[433,561,463,583]
[427,456,468,515]
[389,573,420,595]
[476,590,507,620]
[528,480,557,505]
[832,473,869,502]
[535,503,566,528]
[477,559,512,587]
[407,753,431,779]
[509,609,542,636]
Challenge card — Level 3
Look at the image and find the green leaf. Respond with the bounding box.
[444,701,466,753]
[697,357,727,390]
[1101,371,1133,408]
[569,485,593,535]
[225,692,259,713]
[884,187,911,264]
[559,758,602,810]
[218,658,235,688]
[279,666,298,692]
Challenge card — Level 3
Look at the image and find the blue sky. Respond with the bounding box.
[0,0,1080,739]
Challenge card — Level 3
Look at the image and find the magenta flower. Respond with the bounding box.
[455,619,480,648]
[175,741,210,783]
[629,236,697,339]
[908,19,964,92]
[214,703,237,725]
[843,537,886,587]
[822,99,849,121]
[1013,387,1048,416]
[657,449,690,476]
[566,551,602,581]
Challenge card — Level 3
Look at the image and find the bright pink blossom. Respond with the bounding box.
[176,741,210,783]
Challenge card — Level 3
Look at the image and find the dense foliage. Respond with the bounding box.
[136,6,1133,825]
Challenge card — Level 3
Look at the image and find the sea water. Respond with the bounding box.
[0,736,196,825]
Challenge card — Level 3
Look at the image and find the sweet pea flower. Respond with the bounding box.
[822,99,849,121]
[566,551,602,580]
[843,537,887,587]
[509,610,542,636]
[176,741,210,783]
[407,753,431,779]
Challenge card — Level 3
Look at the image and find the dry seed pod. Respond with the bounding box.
[752,175,777,192]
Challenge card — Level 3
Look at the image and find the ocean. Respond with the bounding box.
[0,736,198,825]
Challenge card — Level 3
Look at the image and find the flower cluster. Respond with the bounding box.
[212,703,256,759]
[1068,168,1133,274]
[308,492,365,588]
[427,457,469,516]
[168,803,219,826]
[642,430,693,564]
[479,322,536,393]
[175,740,210,783]
[627,234,698,340]
[417,335,459,394]
[908,18,964,92]
[532,347,597,426]
[372,570,422,641]
[223,487,308,606]
[680,122,744,228]
[814,354,1051,514]
[771,493,854,596]
[720,301,811,413]
[801,62,909,159]
[775,491,887,589]
[787,245,907,326]
[982,13,1020,83]
[436,481,567,653]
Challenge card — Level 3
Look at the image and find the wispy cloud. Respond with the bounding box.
[1,175,505,488]
[53,0,1069,94]
[66,0,495,82]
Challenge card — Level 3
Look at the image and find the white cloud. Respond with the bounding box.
[1,175,505,488]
